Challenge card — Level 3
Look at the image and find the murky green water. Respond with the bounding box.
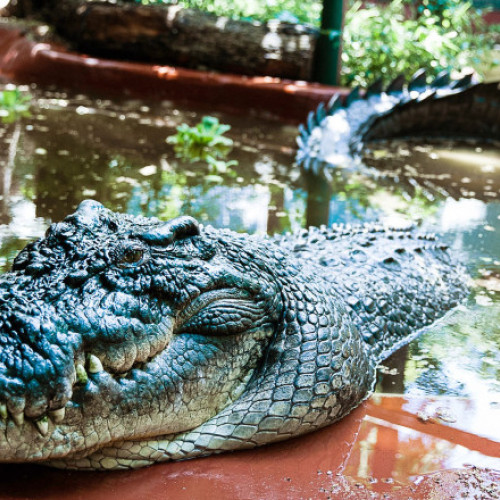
[362,141,500,446]
[0,87,499,446]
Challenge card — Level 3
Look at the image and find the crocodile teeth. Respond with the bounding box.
[75,363,89,385]
[49,408,66,423]
[12,412,24,427]
[0,403,7,420]
[87,354,103,374]
[35,417,49,436]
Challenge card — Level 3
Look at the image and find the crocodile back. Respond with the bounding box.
[274,224,468,362]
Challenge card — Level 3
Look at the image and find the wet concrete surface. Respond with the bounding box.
[0,395,498,499]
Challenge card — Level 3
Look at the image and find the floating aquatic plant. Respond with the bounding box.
[167,116,238,176]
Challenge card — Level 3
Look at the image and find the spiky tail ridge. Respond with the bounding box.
[296,69,500,174]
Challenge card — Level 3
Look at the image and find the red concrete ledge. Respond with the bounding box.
[0,24,346,123]
[484,10,500,24]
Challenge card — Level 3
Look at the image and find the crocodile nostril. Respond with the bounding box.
[65,199,106,230]
[25,263,49,277]
[65,270,91,287]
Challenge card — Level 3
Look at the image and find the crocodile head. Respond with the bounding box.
[0,200,283,466]
[0,199,464,469]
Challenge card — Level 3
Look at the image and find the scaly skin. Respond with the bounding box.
[0,200,467,469]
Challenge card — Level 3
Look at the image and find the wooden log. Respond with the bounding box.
[13,0,319,80]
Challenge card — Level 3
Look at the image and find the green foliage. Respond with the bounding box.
[342,0,497,86]
[167,116,238,175]
[167,115,232,159]
[129,0,497,87]
[416,0,458,19]
[0,87,32,124]
[130,0,322,24]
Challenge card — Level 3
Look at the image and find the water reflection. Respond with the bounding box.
[11,94,303,235]
[363,141,500,203]
[0,394,497,499]
[0,87,498,491]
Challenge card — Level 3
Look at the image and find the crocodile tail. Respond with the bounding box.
[296,71,500,172]
[359,81,500,146]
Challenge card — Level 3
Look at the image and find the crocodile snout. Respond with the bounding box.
[0,307,81,434]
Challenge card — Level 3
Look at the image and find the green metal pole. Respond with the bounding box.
[312,0,344,85]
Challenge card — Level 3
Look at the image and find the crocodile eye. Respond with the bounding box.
[123,248,143,264]
[117,244,147,267]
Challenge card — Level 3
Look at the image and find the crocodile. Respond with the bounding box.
[0,200,467,469]
[296,70,500,174]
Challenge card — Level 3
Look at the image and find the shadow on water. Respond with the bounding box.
[0,86,498,497]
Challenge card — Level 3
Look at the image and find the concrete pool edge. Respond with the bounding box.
[0,23,347,123]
